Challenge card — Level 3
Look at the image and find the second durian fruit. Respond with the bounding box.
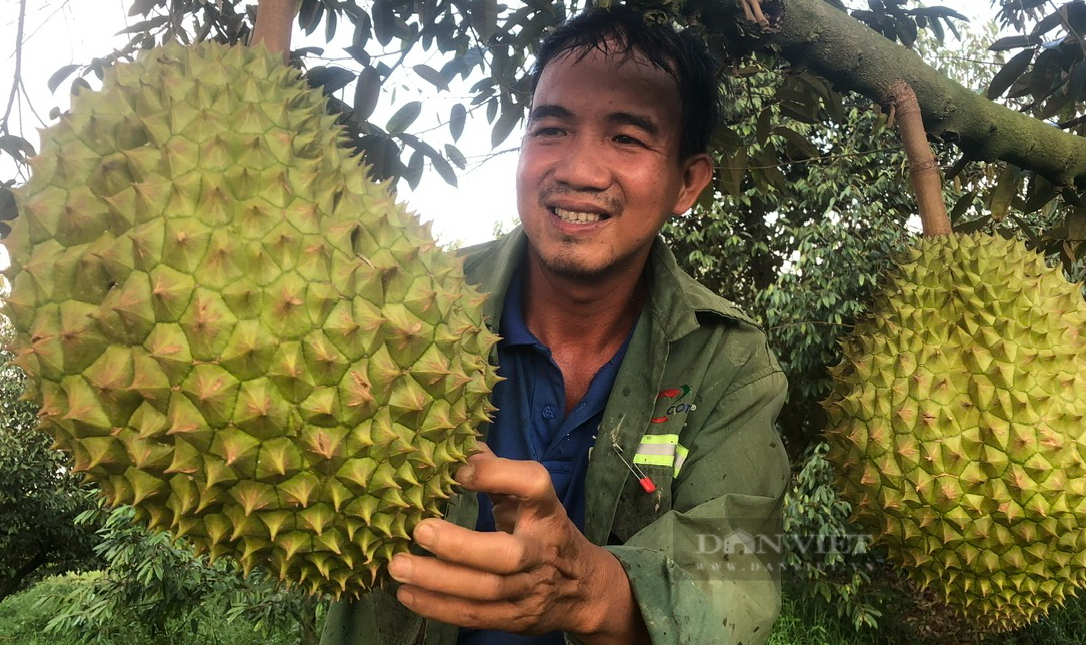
[4,41,500,598]
[825,233,1086,630]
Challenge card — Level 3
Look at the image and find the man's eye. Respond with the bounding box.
[533,126,564,137]
[614,134,643,145]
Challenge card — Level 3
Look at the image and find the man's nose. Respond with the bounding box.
[551,137,609,190]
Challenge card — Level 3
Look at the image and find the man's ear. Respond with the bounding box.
[672,153,714,215]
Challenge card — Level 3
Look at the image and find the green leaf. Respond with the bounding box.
[710,125,741,152]
[353,67,382,122]
[350,10,372,51]
[778,102,819,125]
[893,16,917,48]
[988,34,1041,51]
[429,153,458,187]
[955,217,989,234]
[128,0,162,16]
[989,165,1019,223]
[445,144,467,169]
[344,45,370,67]
[471,0,498,42]
[372,0,394,46]
[1030,48,1061,101]
[386,101,422,134]
[949,190,976,223]
[773,127,818,159]
[719,148,747,196]
[412,64,449,92]
[306,66,355,95]
[1064,1,1086,35]
[1030,9,1064,37]
[405,150,425,190]
[1067,62,1086,103]
[47,64,80,94]
[1017,173,1056,213]
[0,135,36,161]
[909,6,968,21]
[756,109,773,146]
[449,104,467,142]
[298,0,323,35]
[825,89,845,124]
[117,15,169,35]
[491,108,521,148]
[324,5,338,43]
[755,149,787,189]
[0,185,17,226]
[1068,208,1086,243]
[986,49,1033,100]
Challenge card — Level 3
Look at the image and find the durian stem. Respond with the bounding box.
[251,0,301,60]
[888,80,952,238]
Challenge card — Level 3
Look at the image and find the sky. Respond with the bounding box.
[0,0,996,250]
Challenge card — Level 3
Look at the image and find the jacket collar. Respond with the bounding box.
[460,226,758,341]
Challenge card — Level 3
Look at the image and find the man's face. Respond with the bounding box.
[516,45,711,282]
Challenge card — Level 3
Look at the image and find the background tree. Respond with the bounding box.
[40,504,324,645]
[0,335,102,602]
[663,59,918,452]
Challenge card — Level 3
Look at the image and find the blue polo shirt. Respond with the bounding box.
[460,270,635,645]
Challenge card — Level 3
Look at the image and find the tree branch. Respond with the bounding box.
[1,0,28,133]
[251,0,301,59]
[689,0,1086,187]
[889,81,950,236]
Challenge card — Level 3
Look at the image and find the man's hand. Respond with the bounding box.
[387,444,650,645]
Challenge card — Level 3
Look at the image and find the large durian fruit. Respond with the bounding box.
[824,232,1086,630]
[3,41,499,598]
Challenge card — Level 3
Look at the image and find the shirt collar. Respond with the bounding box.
[497,267,540,347]
[459,226,759,342]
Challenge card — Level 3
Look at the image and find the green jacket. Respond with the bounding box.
[320,229,790,645]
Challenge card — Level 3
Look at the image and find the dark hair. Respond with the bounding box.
[529,5,721,160]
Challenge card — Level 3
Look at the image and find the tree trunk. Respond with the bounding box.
[689,0,1086,187]
[0,547,48,602]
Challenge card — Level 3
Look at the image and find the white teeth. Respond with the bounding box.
[553,207,602,224]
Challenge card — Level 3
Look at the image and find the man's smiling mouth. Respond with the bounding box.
[553,207,608,224]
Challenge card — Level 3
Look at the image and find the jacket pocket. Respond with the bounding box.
[610,460,674,543]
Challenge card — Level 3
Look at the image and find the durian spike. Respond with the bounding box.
[886,80,951,238]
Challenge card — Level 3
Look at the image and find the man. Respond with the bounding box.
[321,7,789,645]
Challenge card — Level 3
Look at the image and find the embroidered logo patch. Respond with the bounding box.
[651,385,696,423]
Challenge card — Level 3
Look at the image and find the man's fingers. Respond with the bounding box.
[396,584,547,634]
[455,452,559,510]
[389,552,528,601]
[412,518,544,574]
[469,441,496,460]
[491,495,518,533]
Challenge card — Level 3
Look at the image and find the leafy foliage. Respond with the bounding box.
[0,347,101,602]
[664,61,917,452]
[781,443,881,631]
[0,572,300,645]
[40,504,324,645]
